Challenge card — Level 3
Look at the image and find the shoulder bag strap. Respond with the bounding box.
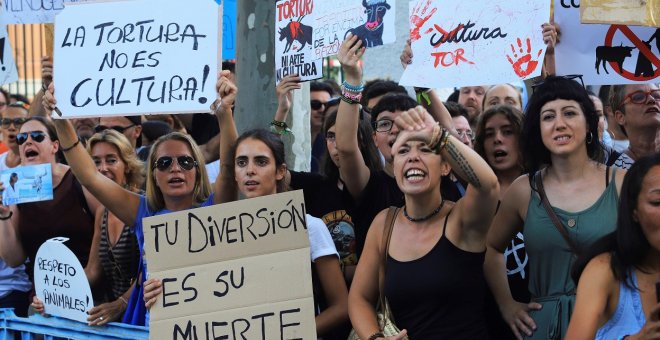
[379,206,399,321]
[534,171,580,255]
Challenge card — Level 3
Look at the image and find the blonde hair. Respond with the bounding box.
[146,132,211,211]
[86,129,145,191]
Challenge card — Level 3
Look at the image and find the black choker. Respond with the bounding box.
[403,200,445,222]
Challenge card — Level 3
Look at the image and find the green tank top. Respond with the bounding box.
[522,167,619,340]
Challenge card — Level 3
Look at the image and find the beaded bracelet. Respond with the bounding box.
[341,90,362,102]
[341,80,364,92]
[269,121,292,135]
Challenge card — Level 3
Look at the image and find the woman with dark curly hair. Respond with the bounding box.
[484,76,626,340]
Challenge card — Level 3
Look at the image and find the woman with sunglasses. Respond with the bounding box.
[484,76,626,340]
[0,116,102,278]
[31,129,144,325]
[41,72,237,326]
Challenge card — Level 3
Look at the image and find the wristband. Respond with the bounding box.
[367,332,384,340]
[60,137,81,152]
[0,211,13,220]
[341,80,364,92]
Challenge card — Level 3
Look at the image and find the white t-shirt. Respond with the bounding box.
[307,214,338,262]
[0,152,11,173]
[206,160,220,184]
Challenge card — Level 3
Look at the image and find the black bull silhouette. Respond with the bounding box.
[345,0,391,48]
[278,16,313,54]
[595,44,635,75]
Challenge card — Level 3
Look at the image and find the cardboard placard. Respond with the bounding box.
[34,237,94,323]
[143,190,317,339]
[580,0,659,27]
[399,0,550,88]
[312,0,397,59]
[555,1,660,84]
[53,0,222,118]
[1,164,54,206]
[274,0,322,85]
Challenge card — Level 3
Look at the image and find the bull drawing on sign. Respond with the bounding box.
[278,15,313,53]
[345,0,391,48]
[595,44,635,75]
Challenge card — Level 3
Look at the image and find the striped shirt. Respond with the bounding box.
[99,209,139,300]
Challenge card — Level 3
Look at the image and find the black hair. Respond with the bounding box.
[446,89,460,103]
[322,79,341,96]
[310,81,334,98]
[222,61,236,74]
[230,129,288,193]
[0,88,10,105]
[370,93,417,126]
[321,107,382,180]
[362,79,407,108]
[521,76,603,182]
[572,154,660,289]
[598,85,611,108]
[444,101,469,120]
[10,93,29,105]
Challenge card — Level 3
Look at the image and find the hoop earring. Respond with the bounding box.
[586,132,593,144]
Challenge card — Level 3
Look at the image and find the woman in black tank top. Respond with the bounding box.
[347,103,499,339]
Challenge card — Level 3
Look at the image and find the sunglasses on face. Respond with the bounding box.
[623,89,660,105]
[94,124,135,134]
[153,155,198,171]
[310,100,328,111]
[1,117,28,128]
[16,131,48,145]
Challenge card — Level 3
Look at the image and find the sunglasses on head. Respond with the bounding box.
[153,155,198,171]
[1,117,28,128]
[310,100,328,111]
[16,131,48,145]
[94,124,135,134]
[531,74,585,93]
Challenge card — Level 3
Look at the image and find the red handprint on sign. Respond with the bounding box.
[410,0,437,42]
[506,37,543,78]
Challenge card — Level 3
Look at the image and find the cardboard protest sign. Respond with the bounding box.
[143,190,317,340]
[0,21,18,85]
[399,0,550,89]
[0,0,64,24]
[312,0,396,59]
[580,0,659,27]
[34,237,94,323]
[53,0,221,118]
[1,164,53,205]
[275,0,322,84]
[555,1,660,85]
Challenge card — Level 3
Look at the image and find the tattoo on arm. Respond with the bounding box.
[444,141,482,189]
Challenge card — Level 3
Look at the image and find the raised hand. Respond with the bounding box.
[276,74,302,116]
[506,37,543,78]
[41,56,53,90]
[337,33,365,85]
[213,70,237,113]
[542,23,559,54]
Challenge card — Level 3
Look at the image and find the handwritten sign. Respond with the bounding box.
[34,237,93,323]
[1,164,53,205]
[580,0,660,27]
[399,0,550,88]
[555,1,659,85]
[312,0,396,59]
[53,0,221,118]
[274,0,322,84]
[143,190,317,340]
[0,15,18,85]
[0,0,64,24]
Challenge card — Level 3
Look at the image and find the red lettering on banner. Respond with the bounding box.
[277,0,314,22]
[431,48,474,68]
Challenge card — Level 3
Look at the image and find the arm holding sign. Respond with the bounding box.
[213,70,239,204]
[44,86,141,226]
[28,56,53,118]
[541,23,558,77]
[0,180,26,267]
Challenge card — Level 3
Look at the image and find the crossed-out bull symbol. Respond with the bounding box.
[345,0,391,48]
[278,15,313,53]
[595,43,635,75]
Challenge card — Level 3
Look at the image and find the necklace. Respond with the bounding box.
[403,200,445,222]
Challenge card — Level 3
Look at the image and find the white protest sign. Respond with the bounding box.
[0,13,18,85]
[53,0,221,118]
[312,0,396,59]
[1,0,64,24]
[143,190,317,340]
[580,0,659,27]
[275,0,322,84]
[555,2,659,85]
[399,0,550,88]
[34,237,93,323]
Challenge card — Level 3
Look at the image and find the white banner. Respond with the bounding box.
[0,0,64,24]
[0,12,18,85]
[53,0,221,118]
[555,1,659,85]
[399,0,550,88]
[34,237,94,323]
[312,0,396,59]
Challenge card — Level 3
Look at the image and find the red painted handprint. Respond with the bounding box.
[506,37,543,78]
[410,0,437,42]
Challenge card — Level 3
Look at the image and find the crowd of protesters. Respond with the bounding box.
[0,20,658,340]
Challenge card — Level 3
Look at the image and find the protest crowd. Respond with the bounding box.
[1,1,660,340]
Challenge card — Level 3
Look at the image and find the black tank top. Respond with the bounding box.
[384,210,490,339]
